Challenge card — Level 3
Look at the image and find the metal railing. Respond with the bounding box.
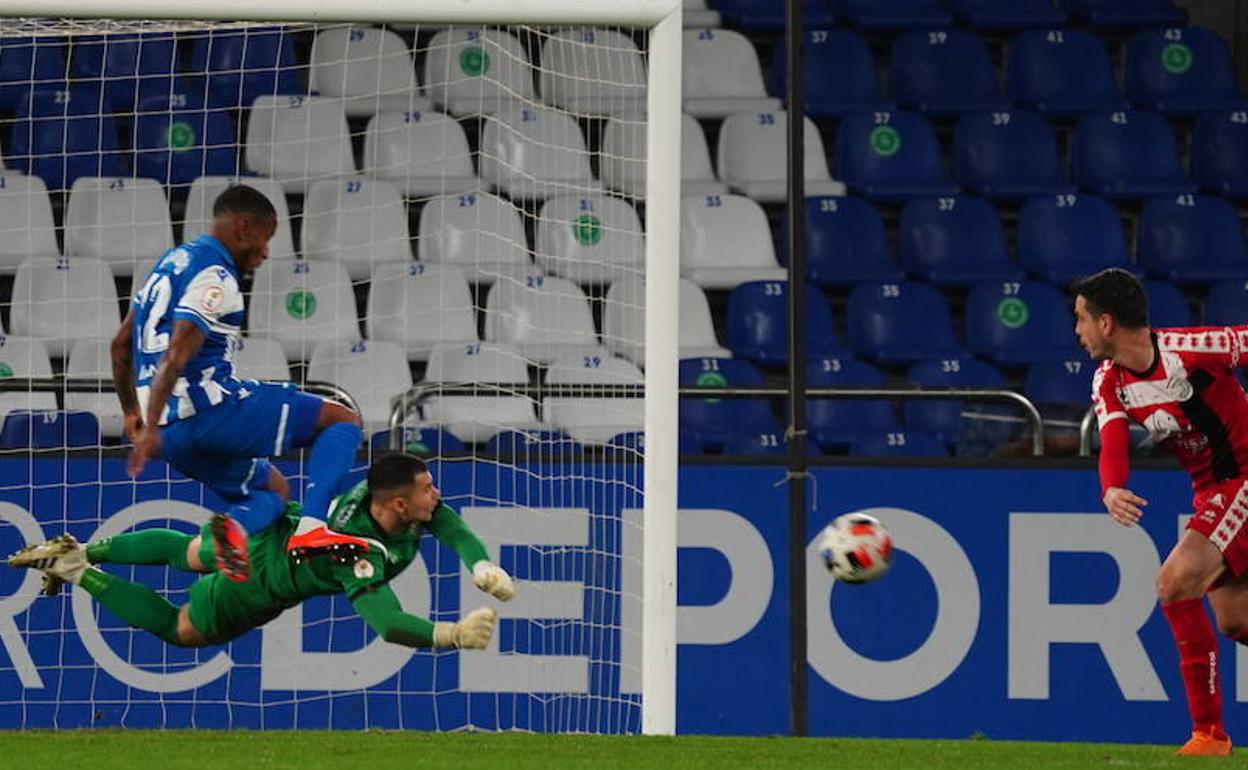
[1079,405,1098,456]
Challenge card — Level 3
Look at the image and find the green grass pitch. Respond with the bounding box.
[0,731,1225,769]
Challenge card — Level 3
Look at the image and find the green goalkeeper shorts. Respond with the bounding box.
[186,521,287,643]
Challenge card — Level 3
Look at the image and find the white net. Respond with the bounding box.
[0,18,657,732]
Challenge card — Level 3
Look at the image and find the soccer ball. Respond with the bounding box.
[816,513,894,584]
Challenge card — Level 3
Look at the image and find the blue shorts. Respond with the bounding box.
[160,382,323,502]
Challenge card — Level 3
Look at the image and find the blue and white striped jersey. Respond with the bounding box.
[131,235,247,426]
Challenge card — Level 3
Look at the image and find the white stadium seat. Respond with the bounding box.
[249,259,360,360]
[64,337,124,437]
[682,28,780,118]
[421,341,540,443]
[245,95,355,194]
[417,191,534,283]
[301,176,412,280]
[309,26,430,117]
[0,174,58,273]
[423,28,536,117]
[230,336,292,381]
[0,336,57,422]
[684,0,722,27]
[544,354,644,444]
[307,339,413,431]
[484,273,601,363]
[535,194,643,284]
[363,110,478,197]
[539,29,647,116]
[365,263,478,361]
[478,104,596,200]
[10,257,120,358]
[602,276,730,366]
[681,193,786,289]
[599,112,727,198]
[717,110,846,202]
[63,177,174,277]
[182,176,295,260]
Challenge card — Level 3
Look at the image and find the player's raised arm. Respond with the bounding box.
[111,308,141,441]
[350,583,496,649]
[427,502,516,601]
[128,320,206,477]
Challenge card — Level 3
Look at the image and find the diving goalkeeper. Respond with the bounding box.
[7,452,516,649]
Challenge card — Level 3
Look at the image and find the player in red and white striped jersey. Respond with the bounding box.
[1076,268,1248,757]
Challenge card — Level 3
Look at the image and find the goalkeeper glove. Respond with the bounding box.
[433,607,497,649]
[473,561,517,601]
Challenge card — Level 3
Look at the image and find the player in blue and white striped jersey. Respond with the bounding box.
[111,186,363,582]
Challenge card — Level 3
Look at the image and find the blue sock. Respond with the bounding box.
[302,422,363,520]
[227,490,285,535]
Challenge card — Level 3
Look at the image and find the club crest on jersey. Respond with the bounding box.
[200,285,225,313]
[1143,410,1182,442]
[1166,376,1194,402]
[353,559,375,579]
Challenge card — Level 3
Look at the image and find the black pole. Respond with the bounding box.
[785,0,809,740]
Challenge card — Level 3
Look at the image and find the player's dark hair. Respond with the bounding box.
[212,185,276,221]
[368,453,429,499]
[1072,268,1149,330]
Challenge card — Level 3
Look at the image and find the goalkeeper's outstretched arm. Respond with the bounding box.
[426,503,516,601]
[351,583,496,649]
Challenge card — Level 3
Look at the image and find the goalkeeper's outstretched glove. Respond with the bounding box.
[473,561,516,601]
[433,607,497,649]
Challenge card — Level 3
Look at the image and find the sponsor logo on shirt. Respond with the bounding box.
[200,285,225,314]
[353,560,375,579]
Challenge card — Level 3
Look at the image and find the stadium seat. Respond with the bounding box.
[713,0,835,31]
[1125,27,1243,116]
[850,430,949,457]
[953,111,1075,200]
[1143,280,1193,327]
[0,336,57,423]
[484,429,581,458]
[834,111,959,201]
[0,410,100,449]
[602,277,731,366]
[131,93,238,186]
[70,33,185,113]
[678,357,778,451]
[0,37,65,113]
[484,273,601,364]
[1207,280,1248,327]
[365,263,478,362]
[805,355,898,451]
[64,337,125,437]
[230,336,292,381]
[417,191,534,283]
[1193,111,1248,199]
[684,0,723,28]
[681,28,780,118]
[1065,0,1187,27]
[478,104,596,200]
[245,95,355,194]
[681,193,786,289]
[717,110,846,202]
[308,26,427,117]
[846,281,966,364]
[725,280,847,365]
[1138,195,1248,286]
[536,194,644,284]
[965,280,1082,365]
[948,0,1067,29]
[899,196,1024,286]
[782,196,902,288]
[1018,193,1130,284]
[1006,29,1128,117]
[1025,359,1095,410]
[772,29,894,118]
[10,85,125,193]
[890,29,1009,116]
[599,112,727,197]
[63,177,174,278]
[905,358,1008,448]
[10,257,119,360]
[837,0,952,28]
[1072,111,1194,200]
[544,354,644,444]
[421,342,540,444]
[301,176,412,280]
[306,339,413,432]
[249,259,360,360]
[423,29,536,117]
[185,26,303,109]
[371,425,466,457]
[0,174,59,273]
[363,110,478,197]
[182,176,295,259]
[540,28,647,116]
[722,430,822,457]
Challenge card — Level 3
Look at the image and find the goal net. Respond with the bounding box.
[0,1,679,734]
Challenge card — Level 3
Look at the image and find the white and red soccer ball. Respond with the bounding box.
[817,513,894,584]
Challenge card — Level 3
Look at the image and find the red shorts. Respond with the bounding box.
[1189,477,1248,579]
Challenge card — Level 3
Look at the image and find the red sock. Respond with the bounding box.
[1162,598,1225,738]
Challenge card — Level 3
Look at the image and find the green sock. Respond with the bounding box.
[79,569,181,645]
[87,530,193,572]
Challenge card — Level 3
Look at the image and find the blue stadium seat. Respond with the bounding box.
[679,357,778,451]
[850,429,949,457]
[905,358,1007,448]
[835,111,959,201]
[70,33,186,113]
[805,355,898,451]
[368,426,466,456]
[954,111,1074,200]
[726,280,846,365]
[773,30,893,118]
[1018,194,1130,284]
[1193,111,1248,199]
[780,196,903,288]
[847,281,966,364]
[10,85,124,192]
[1138,195,1248,286]
[723,430,824,456]
[0,410,101,449]
[132,94,238,185]
[1072,111,1194,200]
[1025,359,1095,410]
[1126,27,1243,116]
[0,37,65,113]
[1065,0,1187,28]
[837,0,952,29]
[890,29,1009,116]
[484,429,582,458]
[186,26,302,109]
[965,280,1082,365]
[949,0,1067,29]
[899,196,1023,286]
[1006,29,1128,117]
[1143,280,1193,327]
[1205,280,1248,327]
[713,0,837,31]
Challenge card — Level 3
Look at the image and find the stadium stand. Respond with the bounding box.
[1125,26,1244,116]
[805,355,898,452]
[1193,110,1248,199]
[1071,110,1195,200]
[365,264,479,362]
[1006,29,1128,117]
[678,357,778,452]
[681,28,780,118]
[891,29,1008,116]
[421,342,540,444]
[905,358,1008,449]
[835,111,959,201]
[784,196,904,288]
[681,193,787,289]
[1017,193,1131,284]
[308,26,426,117]
[544,354,645,444]
[535,194,644,285]
[417,191,534,283]
[898,196,1023,286]
[1137,195,1248,285]
[948,0,1067,29]
[964,280,1083,365]
[846,281,966,365]
[716,110,845,201]
[362,110,478,197]
[539,28,647,116]
[0,174,59,272]
[953,110,1074,200]
[1064,0,1188,28]
[725,280,847,365]
[772,29,894,118]
[423,28,535,117]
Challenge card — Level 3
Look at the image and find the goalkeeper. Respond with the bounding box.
[7,453,516,650]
